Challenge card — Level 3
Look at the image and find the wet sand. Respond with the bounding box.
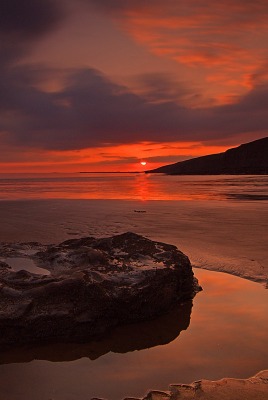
[0,193,267,399]
[0,198,267,284]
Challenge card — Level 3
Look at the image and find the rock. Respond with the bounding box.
[0,301,193,364]
[144,370,268,400]
[0,232,201,345]
[145,391,171,400]
[109,371,268,400]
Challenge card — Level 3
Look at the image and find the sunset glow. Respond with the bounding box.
[0,0,267,172]
[0,5,267,400]
[0,142,233,173]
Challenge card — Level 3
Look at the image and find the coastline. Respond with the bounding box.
[0,198,267,285]
[0,196,267,399]
[116,370,268,400]
[0,265,267,398]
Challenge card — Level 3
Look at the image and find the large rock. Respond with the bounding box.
[0,301,193,364]
[0,232,201,345]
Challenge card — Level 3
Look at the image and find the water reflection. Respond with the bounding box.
[0,270,267,400]
[0,173,267,201]
[0,301,192,365]
[3,257,50,276]
[135,173,150,201]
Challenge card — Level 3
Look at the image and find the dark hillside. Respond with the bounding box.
[146,137,268,175]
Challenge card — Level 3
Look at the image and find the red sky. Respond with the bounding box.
[0,0,268,172]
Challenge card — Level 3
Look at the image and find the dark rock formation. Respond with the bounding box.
[146,137,268,175]
[0,232,201,345]
[0,301,192,364]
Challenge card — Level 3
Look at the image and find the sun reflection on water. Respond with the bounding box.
[0,173,267,201]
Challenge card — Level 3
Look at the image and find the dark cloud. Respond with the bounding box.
[93,157,139,166]
[0,0,63,38]
[135,73,196,105]
[0,65,267,151]
[146,155,192,163]
[211,84,268,135]
[84,0,150,12]
[0,0,64,65]
[0,0,266,159]
[231,85,268,112]
[85,0,268,18]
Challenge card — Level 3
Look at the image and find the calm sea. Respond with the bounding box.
[0,173,267,201]
[0,173,267,399]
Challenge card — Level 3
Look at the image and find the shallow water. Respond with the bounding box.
[0,197,267,283]
[0,174,267,399]
[2,257,50,276]
[0,268,267,400]
[0,173,267,201]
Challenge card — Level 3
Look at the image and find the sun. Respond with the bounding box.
[140,161,147,166]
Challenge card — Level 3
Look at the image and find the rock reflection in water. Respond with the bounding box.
[0,300,192,364]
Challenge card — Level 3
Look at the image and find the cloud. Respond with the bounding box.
[0,64,267,151]
[134,72,200,105]
[1,0,266,170]
[86,0,268,104]
[0,0,63,38]
[145,155,192,163]
[84,0,149,13]
[0,0,65,65]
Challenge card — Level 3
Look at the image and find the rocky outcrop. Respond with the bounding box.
[116,370,268,400]
[0,301,193,364]
[147,137,268,175]
[0,232,201,345]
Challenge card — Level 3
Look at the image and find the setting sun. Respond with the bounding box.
[0,1,267,399]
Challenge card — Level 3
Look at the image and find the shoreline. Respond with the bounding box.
[115,370,268,400]
[0,248,267,399]
[0,198,267,285]
[193,265,268,287]
[0,178,267,398]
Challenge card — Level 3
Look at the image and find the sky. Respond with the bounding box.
[0,0,268,172]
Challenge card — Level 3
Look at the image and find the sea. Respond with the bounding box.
[0,172,267,201]
[0,173,267,399]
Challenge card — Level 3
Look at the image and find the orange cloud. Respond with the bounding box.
[113,1,268,106]
[0,141,232,173]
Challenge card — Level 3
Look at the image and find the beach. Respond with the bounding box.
[0,174,267,399]
[0,196,267,284]
[2,0,268,396]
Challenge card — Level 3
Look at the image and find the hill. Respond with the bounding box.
[146,137,268,175]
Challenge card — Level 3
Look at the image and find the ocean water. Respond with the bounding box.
[0,172,267,201]
[0,173,267,399]
[0,173,267,281]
